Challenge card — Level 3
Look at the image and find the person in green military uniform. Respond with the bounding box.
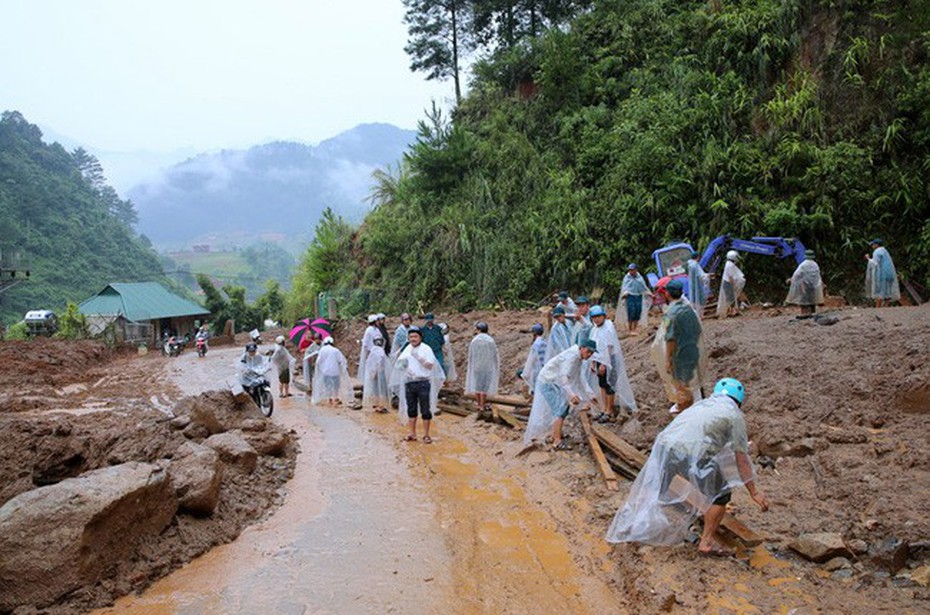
[420,312,446,376]
[663,279,703,412]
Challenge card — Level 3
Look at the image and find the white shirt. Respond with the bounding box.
[399,343,436,380]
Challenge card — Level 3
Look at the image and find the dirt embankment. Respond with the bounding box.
[0,340,298,614]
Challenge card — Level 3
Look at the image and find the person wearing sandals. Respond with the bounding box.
[465,322,500,411]
[391,326,445,443]
[606,378,770,556]
[523,339,600,451]
[362,337,390,413]
[588,305,637,422]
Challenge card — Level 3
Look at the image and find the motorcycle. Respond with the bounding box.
[196,336,208,358]
[239,357,274,417]
[162,335,183,357]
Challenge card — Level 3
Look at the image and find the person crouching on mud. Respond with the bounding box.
[606,378,770,556]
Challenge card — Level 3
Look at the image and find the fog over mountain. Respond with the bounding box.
[128,123,416,250]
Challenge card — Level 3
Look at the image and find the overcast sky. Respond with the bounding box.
[0,0,451,152]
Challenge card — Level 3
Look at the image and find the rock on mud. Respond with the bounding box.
[0,462,177,611]
[204,431,258,473]
[869,537,909,574]
[169,442,222,515]
[788,532,853,562]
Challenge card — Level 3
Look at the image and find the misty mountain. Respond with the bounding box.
[129,123,416,250]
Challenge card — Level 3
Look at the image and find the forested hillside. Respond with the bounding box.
[0,111,170,325]
[292,0,930,313]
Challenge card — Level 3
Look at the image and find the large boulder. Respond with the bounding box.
[0,462,177,611]
[169,442,222,516]
[204,431,258,473]
[788,532,853,563]
[243,429,289,457]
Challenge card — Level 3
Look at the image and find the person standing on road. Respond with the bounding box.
[391,326,445,443]
[439,322,458,382]
[545,305,574,363]
[686,250,709,319]
[312,337,354,406]
[606,378,770,556]
[302,333,322,391]
[375,313,392,357]
[588,305,637,422]
[717,250,746,318]
[392,313,413,360]
[618,264,653,336]
[520,323,547,395]
[270,335,295,398]
[362,337,390,413]
[786,250,824,315]
[865,239,900,307]
[420,313,446,376]
[523,340,600,450]
[465,322,500,412]
[358,314,380,380]
[653,279,703,414]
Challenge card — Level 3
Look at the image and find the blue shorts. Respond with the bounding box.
[626,295,643,322]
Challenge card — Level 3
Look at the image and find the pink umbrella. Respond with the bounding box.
[289,318,332,348]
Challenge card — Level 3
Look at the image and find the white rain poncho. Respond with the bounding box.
[302,342,321,387]
[572,314,592,345]
[237,352,271,388]
[523,345,598,446]
[521,337,547,393]
[588,318,637,411]
[270,344,296,376]
[357,325,381,380]
[606,395,753,545]
[389,343,446,423]
[786,259,824,306]
[619,273,653,329]
[716,260,746,318]
[391,325,409,360]
[312,344,354,405]
[650,299,706,402]
[442,334,458,382]
[544,320,574,363]
[865,246,900,301]
[686,259,710,317]
[560,298,578,318]
[362,345,390,409]
[464,333,500,395]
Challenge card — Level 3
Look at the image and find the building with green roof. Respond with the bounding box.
[78,282,210,344]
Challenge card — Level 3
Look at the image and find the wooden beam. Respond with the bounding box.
[667,475,764,546]
[590,424,648,469]
[436,402,473,417]
[460,392,531,408]
[579,412,620,491]
[496,406,524,430]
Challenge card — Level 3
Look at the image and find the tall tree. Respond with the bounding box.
[402,0,474,103]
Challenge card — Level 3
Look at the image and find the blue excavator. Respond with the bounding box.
[646,235,807,303]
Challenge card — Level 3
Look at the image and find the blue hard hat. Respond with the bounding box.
[713,378,745,406]
[581,339,598,352]
[475,321,489,332]
[590,305,606,317]
[575,296,589,304]
[531,323,544,334]
[628,263,637,270]
[552,305,565,316]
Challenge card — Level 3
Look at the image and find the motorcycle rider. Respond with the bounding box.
[239,342,266,388]
[195,325,210,355]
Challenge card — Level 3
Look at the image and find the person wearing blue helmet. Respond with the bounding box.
[572,296,592,345]
[520,323,548,394]
[619,263,654,336]
[544,305,574,363]
[864,239,900,307]
[606,378,770,556]
[588,304,637,421]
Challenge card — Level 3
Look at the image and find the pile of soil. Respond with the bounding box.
[0,339,298,614]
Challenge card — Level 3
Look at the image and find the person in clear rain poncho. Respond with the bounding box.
[357,314,380,380]
[588,305,637,422]
[865,239,900,307]
[606,379,770,556]
[557,291,578,319]
[572,296,592,345]
[786,250,824,315]
[312,337,354,406]
[651,279,705,414]
[544,305,574,363]
[520,323,547,394]
[439,322,458,383]
[362,337,390,413]
[390,326,445,443]
[464,322,500,411]
[523,340,599,450]
[391,313,412,360]
[302,333,322,390]
[618,264,653,336]
[717,250,746,318]
[269,335,296,398]
[686,250,710,319]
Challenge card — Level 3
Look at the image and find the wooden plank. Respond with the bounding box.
[461,392,531,408]
[668,475,764,546]
[496,406,524,430]
[603,452,639,481]
[590,424,648,469]
[436,402,473,417]
[579,412,620,491]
